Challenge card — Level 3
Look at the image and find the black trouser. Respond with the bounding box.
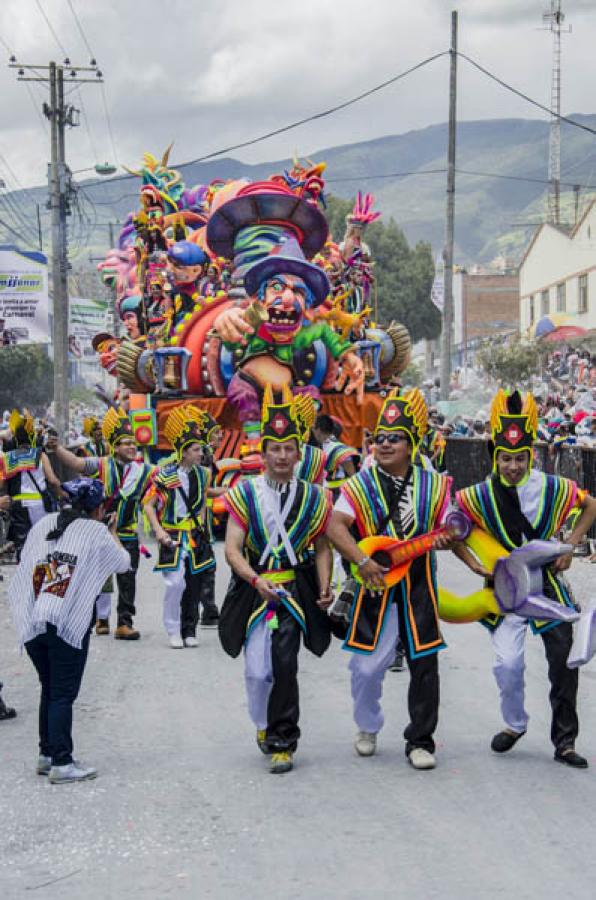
[116,539,139,627]
[403,651,440,755]
[25,623,91,766]
[180,564,219,632]
[266,605,302,753]
[541,622,579,750]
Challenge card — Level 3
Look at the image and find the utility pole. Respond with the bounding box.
[542,2,571,226]
[440,10,458,401]
[9,58,103,440]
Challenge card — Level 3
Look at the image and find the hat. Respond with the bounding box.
[206,181,328,261]
[293,392,317,440]
[489,389,538,469]
[102,407,134,449]
[374,388,428,450]
[164,404,211,458]
[260,384,301,449]
[62,478,105,511]
[82,416,100,437]
[9,409,36,446]
[119,295,144,316]
[243,237,329,306]
[197,409,220,444]
[167,240,208,268]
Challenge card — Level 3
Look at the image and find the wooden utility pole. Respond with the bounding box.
[440,10,458,401]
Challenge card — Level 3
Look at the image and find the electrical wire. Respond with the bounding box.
[100,82,119,165]
[65,0,94,60]
[34,0,69,58]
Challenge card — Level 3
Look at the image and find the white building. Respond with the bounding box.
[519,199,596,333]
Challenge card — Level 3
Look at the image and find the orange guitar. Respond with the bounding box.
[351,511,471,588]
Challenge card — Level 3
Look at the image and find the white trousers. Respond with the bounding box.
[350,603,400,734]
[244,619,273,730]
[161,551,188,636]
[95,592,112,620]
[491,614,529,734]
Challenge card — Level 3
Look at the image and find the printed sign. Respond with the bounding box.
[0,245,49,345]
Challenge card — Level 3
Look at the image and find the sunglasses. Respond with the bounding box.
[373,432,408,445]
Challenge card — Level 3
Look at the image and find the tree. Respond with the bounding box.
[0,346,54,413]
[475,338,539,386]
[324,194,441,342]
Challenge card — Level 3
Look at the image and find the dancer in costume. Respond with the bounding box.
[0,410,62,560]
[143,406,215,648]
[194,410,223,628]
[293,393,327,484]
[326,389,453,770]
[312,414,359,491]
[79,417,108,458]
[48,408,154,640]
[455,389,596,768]
[219,385,333,774]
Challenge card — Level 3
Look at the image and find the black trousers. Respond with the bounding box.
[403,652,440,755]
[541,622,579,750]
[116,539,139,627]
[25,623,91,766]
[180,565,218,634]
[265,606,302,753]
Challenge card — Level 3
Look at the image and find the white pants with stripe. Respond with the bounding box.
[244,619,273,730]
[350,604,400,734]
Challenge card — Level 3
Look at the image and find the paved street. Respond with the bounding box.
[2,543,596,899]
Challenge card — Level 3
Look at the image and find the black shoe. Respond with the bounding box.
[201,614,219,629]
[0,685,16,721]
[491,730,525,753]
[388,651,405,672]
[554,748,588,769]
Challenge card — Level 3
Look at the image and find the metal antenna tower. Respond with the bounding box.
[542,1,571,226]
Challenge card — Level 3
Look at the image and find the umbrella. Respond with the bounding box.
[533,313,587,341]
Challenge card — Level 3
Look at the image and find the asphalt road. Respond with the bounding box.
[1,543,596,900]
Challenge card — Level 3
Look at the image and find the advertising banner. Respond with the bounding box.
[69,296,110,361]
[0,245,49,345]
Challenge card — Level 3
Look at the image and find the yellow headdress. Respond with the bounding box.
[260,384,301,448]
[164,404,210,458]
[489,389,538,469]
[102,407,134,449]
[293,392,317,440]
[83,416,100,438]
[374,388,428,449]
[9,408,36,446]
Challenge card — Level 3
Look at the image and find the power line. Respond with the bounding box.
[65,0,95,61]
[457,51,596,138]
[100,81,118,164]
[34,0,69,58]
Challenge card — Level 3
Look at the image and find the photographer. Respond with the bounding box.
[8,479,130,784]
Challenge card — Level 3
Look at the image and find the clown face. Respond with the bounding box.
[258,274,307,344]
[169,262,205,285]
[96,337,121,376]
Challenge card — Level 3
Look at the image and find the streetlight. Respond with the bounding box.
[71,162,117,176]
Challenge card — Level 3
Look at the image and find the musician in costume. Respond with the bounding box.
[48,408,154,640]
[293,392,326,484]
[143,406,215,648]
[326,389,453,770]
[78,417,108,458]
[220,385,333,775]
[455,389,596,768]
[0,410,62,560]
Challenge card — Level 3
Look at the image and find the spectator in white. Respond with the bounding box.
[9,478,130,784]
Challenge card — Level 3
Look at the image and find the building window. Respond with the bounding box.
[556,282,566,312]
[541,290,549,315]
[529,295,535,325]
[579,274,589,314]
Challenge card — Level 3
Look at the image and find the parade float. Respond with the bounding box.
[94,148,412,467]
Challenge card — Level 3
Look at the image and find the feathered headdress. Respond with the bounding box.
[83,416,100,438]
[102,407,134,449]
[489,389,538,469]
[9,408,36,446]
[374,388,428,449]
[164,404,210,458]
[346,192,382,228]
[293,392,317,440]
[260,384,301,448]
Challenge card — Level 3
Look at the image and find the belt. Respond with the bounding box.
[13,492,41,501]
[260,569,295,585]
[164,520,194,532]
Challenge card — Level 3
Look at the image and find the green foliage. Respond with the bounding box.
[324,195,441,342]
[0,346,54,413]
[400,361,424,387]
[475,338,540,386]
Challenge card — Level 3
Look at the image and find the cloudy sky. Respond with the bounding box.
[1,0,595,189]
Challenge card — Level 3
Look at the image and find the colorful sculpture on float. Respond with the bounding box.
[93,148,413,442]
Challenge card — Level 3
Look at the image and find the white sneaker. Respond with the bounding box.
[169,634,184,649]
[355,731,377,757]
[36,754,52,776]
[408,748,436,770]
[184,636,199,648]
[48,762,97,783]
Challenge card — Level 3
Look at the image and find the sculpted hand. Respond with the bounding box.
[213,307,255,345]
[335,351,365,404]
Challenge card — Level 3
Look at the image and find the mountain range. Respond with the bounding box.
[4,114,596,266]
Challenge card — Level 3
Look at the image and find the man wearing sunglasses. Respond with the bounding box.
[327,389,453,770]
